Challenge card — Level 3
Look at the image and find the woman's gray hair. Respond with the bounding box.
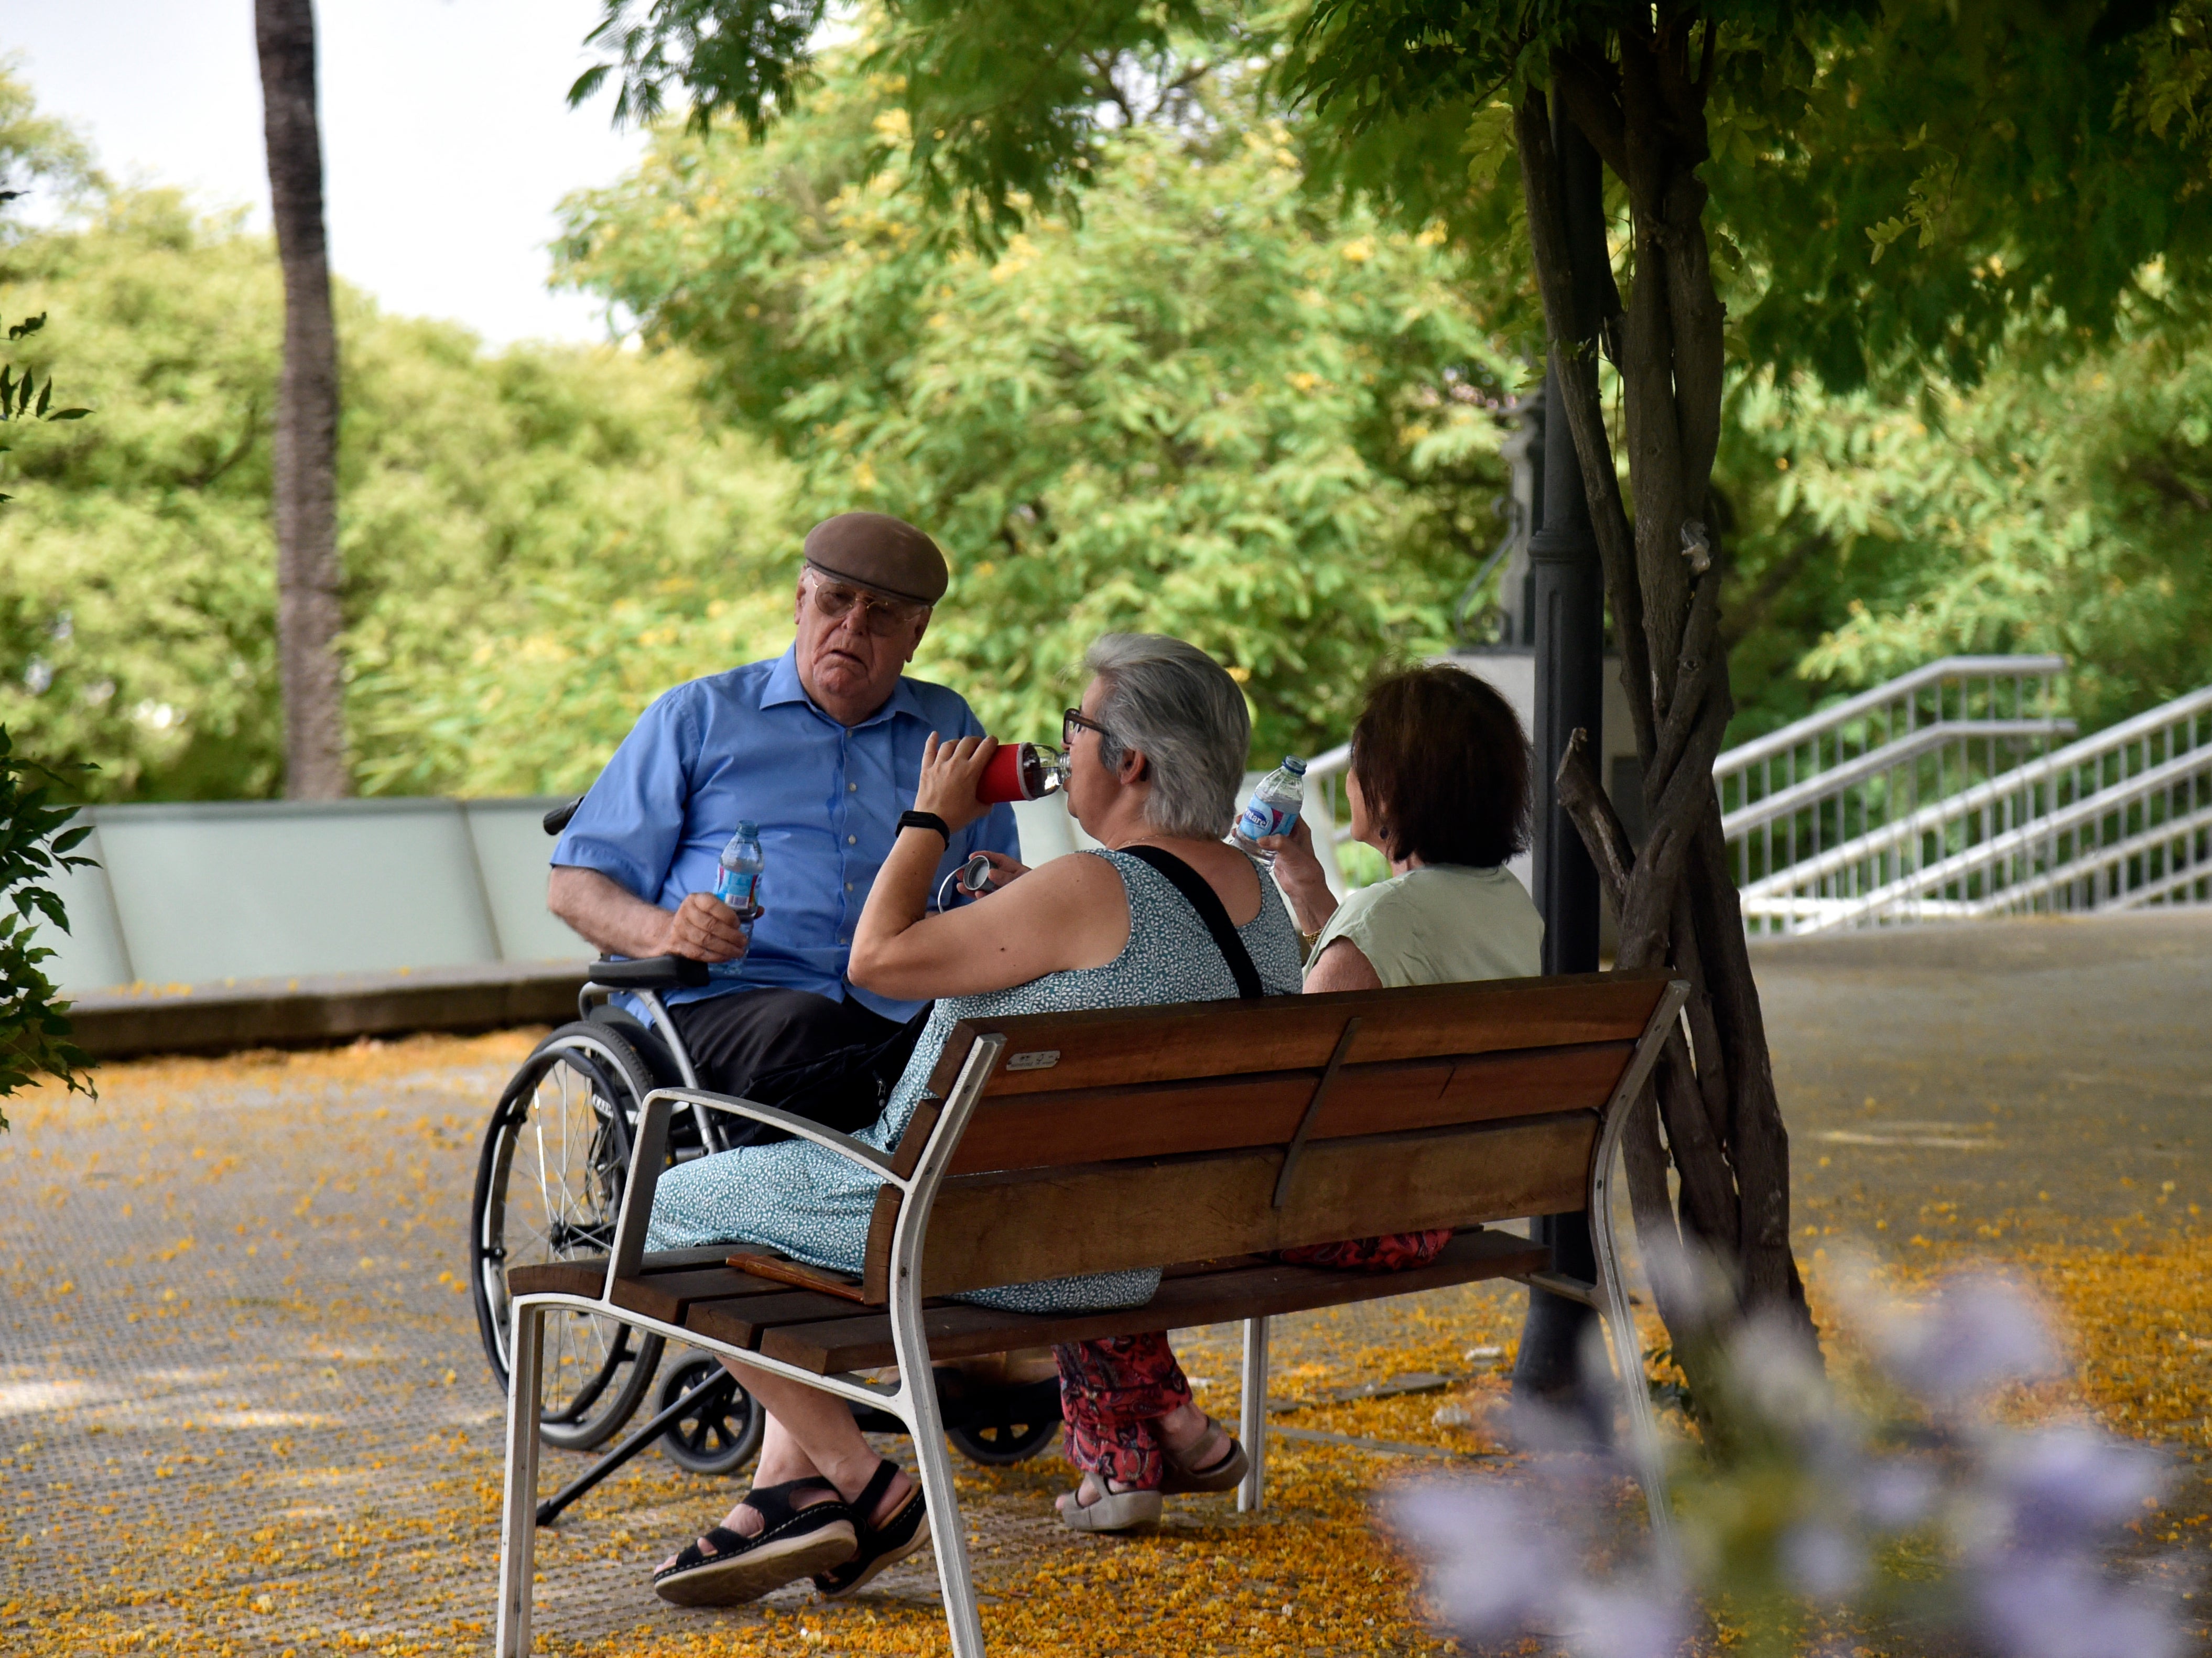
[1081,634,1252,839]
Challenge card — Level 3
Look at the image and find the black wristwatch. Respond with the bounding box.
[898,810,951,846]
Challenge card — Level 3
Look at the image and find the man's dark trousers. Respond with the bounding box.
[664,986,912,1145]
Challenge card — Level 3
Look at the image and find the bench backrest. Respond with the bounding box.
[860,970,1677,1301]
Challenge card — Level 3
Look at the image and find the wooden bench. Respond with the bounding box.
[494,969,1688,1657]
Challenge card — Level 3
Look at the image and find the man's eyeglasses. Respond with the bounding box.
[803,573,928,637]
[1062,707,1116,751]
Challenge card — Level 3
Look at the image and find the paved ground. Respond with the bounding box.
[3,910,2208,1655]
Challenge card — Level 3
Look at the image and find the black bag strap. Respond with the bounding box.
[1118,844,1266,1000]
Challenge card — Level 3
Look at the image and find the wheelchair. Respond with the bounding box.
[467,800,1063,1511]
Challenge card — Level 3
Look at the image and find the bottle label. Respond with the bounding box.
[1235,798,1299,843]
[714,869,761,911]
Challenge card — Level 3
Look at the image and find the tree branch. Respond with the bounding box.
[1549,49,1629,180]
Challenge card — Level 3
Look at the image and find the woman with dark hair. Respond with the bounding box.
[1266,662,1542,993]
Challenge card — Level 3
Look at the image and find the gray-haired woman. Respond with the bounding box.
[641,633,1300,1606]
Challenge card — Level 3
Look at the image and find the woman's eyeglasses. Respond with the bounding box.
[1062,707,1116,750]
[804,573,927,637]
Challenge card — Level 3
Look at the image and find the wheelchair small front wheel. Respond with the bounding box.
[656,1353,763,1476]
[471,1022,667,1451]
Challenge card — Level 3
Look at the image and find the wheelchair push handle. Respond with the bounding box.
[544,795,584,836]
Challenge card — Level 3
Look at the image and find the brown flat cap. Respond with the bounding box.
[802,512,948,606]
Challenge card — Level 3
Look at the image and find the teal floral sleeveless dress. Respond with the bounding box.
[646,848,1303,1313]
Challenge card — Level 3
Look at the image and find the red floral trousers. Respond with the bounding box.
[1052,1331,1192,1488]
[1054,1230,1453,1487]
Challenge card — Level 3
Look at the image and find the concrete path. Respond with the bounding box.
[3,911,2207,1654]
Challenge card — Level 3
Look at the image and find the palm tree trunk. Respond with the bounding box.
[255,0,347,798]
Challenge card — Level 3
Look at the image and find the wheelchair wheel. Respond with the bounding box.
[941,1374,1064,1466]
[471,1021,668,1451]
[656,1353,764,1476]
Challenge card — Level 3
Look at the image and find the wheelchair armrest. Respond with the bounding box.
[587,955,711,990]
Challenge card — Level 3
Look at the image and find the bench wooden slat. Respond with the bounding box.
[942,1038,1632,1177]
[763,1227,1552,1372]
[683,1286,898,1350]
[869,1111,1597,1301]
[917,970,1671,1101]
[506,1260,605,1298]
[608,1265,797,1324]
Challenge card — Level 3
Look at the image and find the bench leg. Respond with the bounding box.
[902,1367,986,1658]
[1589,1201,1677,1572]
[1237,1315,1269,1514]
[494,1299,546,1658]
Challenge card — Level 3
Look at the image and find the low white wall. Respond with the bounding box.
[41,792,1314,996]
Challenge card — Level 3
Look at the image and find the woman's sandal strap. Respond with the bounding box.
[850,1458,903,1521]
[660,1478,848,1576]
[814,1464,928,1597]
[739,1476,845,1532]
[667,1526,750,1573]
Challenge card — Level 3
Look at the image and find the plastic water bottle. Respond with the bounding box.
[1232,757,1307,866]
[707,821,764,979]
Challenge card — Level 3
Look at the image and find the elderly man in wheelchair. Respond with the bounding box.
[468,512,1056,1498]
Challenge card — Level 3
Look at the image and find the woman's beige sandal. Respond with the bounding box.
[652,1478,856,1607]
[813,1460,930,1598]
[1057,1479,1164,1533]
[1159,1417,1248,1496]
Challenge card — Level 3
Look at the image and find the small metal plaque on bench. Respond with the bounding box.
[1005,1049,1060,1071]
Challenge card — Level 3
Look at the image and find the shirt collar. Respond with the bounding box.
[761,644,927,730]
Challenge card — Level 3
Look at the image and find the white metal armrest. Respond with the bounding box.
[603,1086,915,1293]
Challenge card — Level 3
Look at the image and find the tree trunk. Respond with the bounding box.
[255,0,348,799]
[1511,16,1817,1378]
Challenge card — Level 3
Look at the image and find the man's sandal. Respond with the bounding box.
[1057,1479,1164,1533]
[652,1478,857,1607]
[812,1459,930,1598]
[1159,1416,1248,1496]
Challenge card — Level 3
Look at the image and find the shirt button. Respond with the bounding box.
[847,834,858,844]
[848,782,858,792]
[840,935,850,945]
[845,882,855,892]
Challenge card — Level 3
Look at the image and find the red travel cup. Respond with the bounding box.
[977,742,1067,804]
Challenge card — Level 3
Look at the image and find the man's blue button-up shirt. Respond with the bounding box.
[551,646,1020,1022]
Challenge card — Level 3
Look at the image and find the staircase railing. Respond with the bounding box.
[1736,681,2212,933]
[1716,656,2075,929]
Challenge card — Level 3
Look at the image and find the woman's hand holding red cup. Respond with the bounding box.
[914,733,999,833]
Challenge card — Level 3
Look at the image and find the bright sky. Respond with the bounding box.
[0,0,649,345]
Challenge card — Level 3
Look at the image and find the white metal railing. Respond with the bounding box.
[1738,681,2212,934]
[1718,656,2074,916]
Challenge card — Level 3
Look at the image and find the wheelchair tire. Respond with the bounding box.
[656,1353,764,1476]
[946,1416,1061,1466]
[942,1377,1064,1467]
[471,1021,668,1451]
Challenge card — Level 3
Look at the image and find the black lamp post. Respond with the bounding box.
[1511,93,1613,1428]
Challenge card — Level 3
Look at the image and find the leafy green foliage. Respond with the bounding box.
[0,309,93,505]
[0,726,95,1121]
[559,60,1523,756]
[1717,310,2212,740]
[1290,0,2212,391]
[0,172,802,801]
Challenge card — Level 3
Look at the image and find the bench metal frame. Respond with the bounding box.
[495,982,1686,1658]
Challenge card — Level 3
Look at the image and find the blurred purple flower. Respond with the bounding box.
[1969,1557,2177,1658]
[1982,1426,2167,1552]
[1881,1274,2058,1405]
[1856,1458,1938,1527]
[1559,1576,1691,1658]
[1393,1481,1567,1634]
[1781,1521,1864,1599]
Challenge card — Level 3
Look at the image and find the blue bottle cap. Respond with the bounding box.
[1282,756,1306,774]
[736,820,760,837]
